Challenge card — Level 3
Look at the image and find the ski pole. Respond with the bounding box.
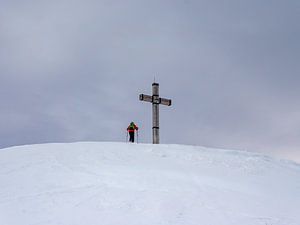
[126,132,128,143]
[137,130,139,144]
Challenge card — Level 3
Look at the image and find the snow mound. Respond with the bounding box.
[0,142,299,225]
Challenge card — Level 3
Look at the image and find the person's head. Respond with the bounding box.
[130,122,134,126]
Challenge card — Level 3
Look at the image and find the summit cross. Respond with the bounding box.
[139,83,172,144]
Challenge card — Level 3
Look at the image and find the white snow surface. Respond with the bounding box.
[0,142,300,225]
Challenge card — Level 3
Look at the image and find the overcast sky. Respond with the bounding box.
[1,0,299,162]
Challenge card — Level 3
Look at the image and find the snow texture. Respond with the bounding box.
[0,142,299,225]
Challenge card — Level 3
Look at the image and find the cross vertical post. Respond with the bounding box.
[139,83,172,144]
[152,83,160,144]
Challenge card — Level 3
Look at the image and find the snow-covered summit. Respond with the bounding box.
[0,142,299,225]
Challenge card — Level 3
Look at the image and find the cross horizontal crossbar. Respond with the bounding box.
[160,98,172,106]
[139,94,152,103]
[139,94,171,106]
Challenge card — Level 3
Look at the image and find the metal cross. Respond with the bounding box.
[139,83,172,144]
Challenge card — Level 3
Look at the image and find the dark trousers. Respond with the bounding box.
[129,132,135,143]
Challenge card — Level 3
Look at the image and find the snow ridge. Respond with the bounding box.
[0,142,299,225]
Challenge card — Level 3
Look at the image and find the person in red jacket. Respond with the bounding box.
[127,122,138,143]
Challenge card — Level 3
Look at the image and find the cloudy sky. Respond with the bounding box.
[1,0,299,162]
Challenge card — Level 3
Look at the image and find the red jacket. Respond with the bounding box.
[127,124,138,132]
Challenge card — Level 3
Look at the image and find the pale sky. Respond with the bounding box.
[1,0,299,162]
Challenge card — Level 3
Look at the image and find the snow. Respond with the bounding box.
[0,142,299,225]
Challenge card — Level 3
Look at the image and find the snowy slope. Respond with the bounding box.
[0,142,299,225]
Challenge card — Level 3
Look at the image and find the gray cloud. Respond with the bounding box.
[1,0,299,162]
